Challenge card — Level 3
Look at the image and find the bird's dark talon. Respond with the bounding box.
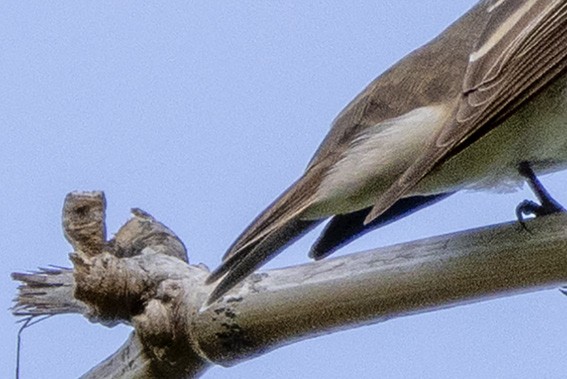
[515,200,540,232]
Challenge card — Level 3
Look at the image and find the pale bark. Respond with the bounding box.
[12,191,567,378]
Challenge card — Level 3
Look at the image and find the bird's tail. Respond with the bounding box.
[205,171,323,304]
[309,193,453,260]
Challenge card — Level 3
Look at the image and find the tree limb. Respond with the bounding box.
[11,191,567,378]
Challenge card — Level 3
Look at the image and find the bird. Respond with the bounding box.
[206,0,567,304]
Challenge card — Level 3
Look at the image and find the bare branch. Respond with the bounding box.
[194,213,567,365]
[11,192,567,378]
[11,267,86,317]
[80,332,211,379]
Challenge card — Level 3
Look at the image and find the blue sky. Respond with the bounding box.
[2,1,567,378]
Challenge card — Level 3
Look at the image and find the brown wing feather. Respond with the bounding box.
[206,162,327,288]
[219,164,323,263]
[366,0,567,224]
[305,0,489,172]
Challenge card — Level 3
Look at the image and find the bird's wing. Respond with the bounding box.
[366,0,567,224]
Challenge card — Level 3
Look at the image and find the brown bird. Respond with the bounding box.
[206,0,567,304]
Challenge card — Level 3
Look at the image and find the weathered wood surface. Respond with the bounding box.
[12,191,567,378]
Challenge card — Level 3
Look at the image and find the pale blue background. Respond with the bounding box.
[2,1,567,378]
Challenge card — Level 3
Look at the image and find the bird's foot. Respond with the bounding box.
[516,162,565,230]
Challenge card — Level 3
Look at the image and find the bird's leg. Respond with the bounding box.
[515,161,565,228]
